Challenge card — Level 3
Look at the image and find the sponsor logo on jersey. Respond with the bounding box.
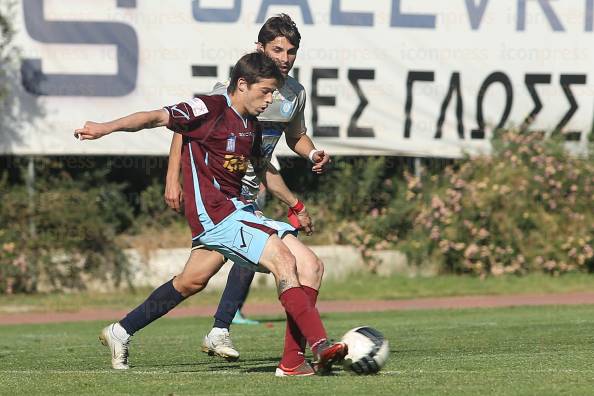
[223,154,248,173]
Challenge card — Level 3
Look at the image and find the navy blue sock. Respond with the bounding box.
[120,279,185,336]
[213,263,255,329]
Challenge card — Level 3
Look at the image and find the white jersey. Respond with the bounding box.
[210,76,307,200]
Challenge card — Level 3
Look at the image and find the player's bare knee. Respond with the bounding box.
[174,274,208,296]
[312,257,324,280]
[299,255,324,279]
[304,254,324,276]
[297,257,323,286]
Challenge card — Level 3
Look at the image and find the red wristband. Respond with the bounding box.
[290,199,305,213]
[287,208,301,228]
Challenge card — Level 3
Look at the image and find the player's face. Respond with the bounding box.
[259,37,298,76]
[244,78,278,116]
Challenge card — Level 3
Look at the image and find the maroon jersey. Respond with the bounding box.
[164,95,262,238]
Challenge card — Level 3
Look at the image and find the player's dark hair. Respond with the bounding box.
[228,52,285,92]
[257,13,301,48]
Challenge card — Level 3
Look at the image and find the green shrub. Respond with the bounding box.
[136,181,182,229]
[0,161,133,294]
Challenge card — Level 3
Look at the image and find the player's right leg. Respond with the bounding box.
[195,206,346,375]
[99,249,225,369]
[257,235,347,375]
[269,234,325,373]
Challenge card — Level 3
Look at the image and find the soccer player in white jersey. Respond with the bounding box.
[163,15,330,376]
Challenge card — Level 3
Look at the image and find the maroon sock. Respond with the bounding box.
[279,314,305,369]
[301,286,319,349]
[279,287,327,354]
[280,286,319,368]
[302,286,319,305]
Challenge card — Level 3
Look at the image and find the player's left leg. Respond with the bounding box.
[119,249,225,335]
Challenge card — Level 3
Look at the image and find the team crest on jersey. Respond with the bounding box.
[280,100,293,116]
[226,134,236,152]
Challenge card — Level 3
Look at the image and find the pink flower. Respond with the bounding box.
[439,240,451,253]
[477,228,490,240]
[464,244,480,259]
[430,226,440,240]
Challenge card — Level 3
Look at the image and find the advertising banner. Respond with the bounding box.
[3,0,593,157]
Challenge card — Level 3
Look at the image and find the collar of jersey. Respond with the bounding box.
[223,91,248,128]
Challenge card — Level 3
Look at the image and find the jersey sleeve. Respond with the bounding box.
[163,97,210,138]
[286,89,307,138]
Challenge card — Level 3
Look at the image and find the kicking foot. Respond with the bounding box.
[312,340,348,375]
[99,323,130,370]
[201,327,240,361]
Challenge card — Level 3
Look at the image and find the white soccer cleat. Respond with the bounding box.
[99,323,130,370]
[201,328,240,361]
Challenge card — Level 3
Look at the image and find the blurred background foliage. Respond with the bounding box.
[2,130,593,294]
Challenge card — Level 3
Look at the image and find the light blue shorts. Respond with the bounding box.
[192,205,296,272]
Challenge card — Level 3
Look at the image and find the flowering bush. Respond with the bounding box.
[396,131,594,276]
[275,131,593,276]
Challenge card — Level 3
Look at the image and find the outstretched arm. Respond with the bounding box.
[164,133,184,211]
[74,109,169,140]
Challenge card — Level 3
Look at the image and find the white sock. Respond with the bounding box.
[111,322,131,342]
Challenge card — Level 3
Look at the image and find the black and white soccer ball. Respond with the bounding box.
[341,326,389,374]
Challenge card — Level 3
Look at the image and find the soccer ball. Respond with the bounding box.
[341,326,389,374]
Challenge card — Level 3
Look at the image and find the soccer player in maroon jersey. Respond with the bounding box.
[74,52,346,376]
[165,14,329,371]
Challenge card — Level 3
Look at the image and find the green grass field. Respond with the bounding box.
[1,305,594,395]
